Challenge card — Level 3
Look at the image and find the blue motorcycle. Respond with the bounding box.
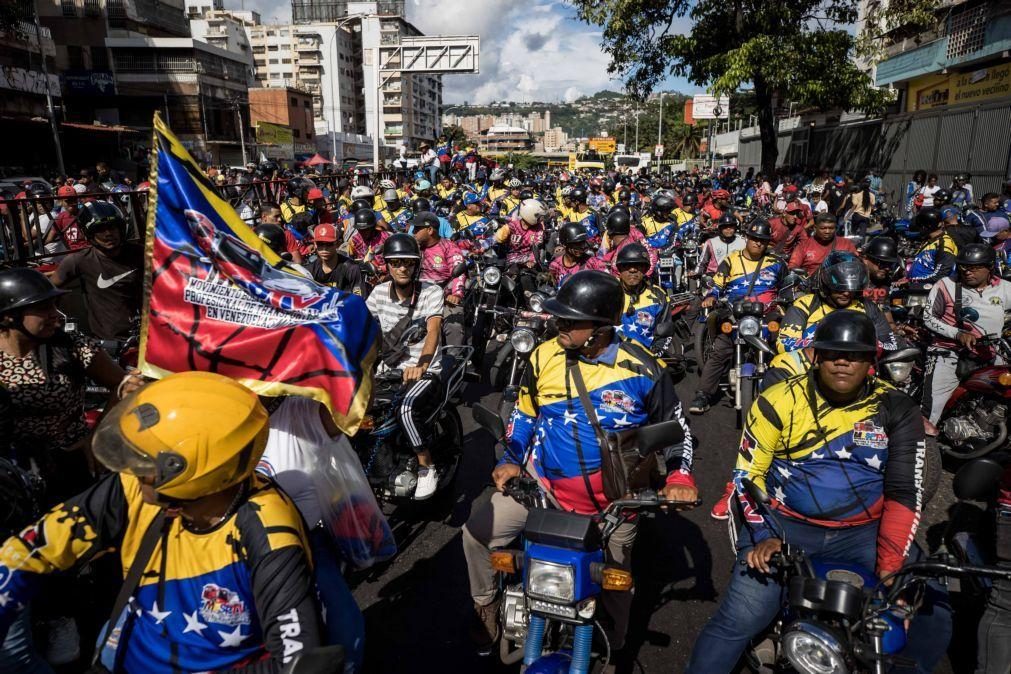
[472,404,700,674]
[738,477,1010,674]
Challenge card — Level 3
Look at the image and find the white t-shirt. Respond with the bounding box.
[365,280,444,372]
[920,185,941,207]
[421,149,438,167]
[815,200,829,214]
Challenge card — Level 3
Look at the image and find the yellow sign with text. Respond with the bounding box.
[588,137,617,154]
[906,62,1011,112]
[568,153,577,170]
[255,121,293,145]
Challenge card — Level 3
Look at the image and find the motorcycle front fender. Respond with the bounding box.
[743,334,775,355]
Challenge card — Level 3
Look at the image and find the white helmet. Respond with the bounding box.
[518,199,547,226]
[382,188,400,203]
[508,178,522,188]
[73,183,88,194]
[351,185,374,199]
[379,179,397,190]
[490,168,506,182]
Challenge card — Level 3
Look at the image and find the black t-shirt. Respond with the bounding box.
[305,256,365,297]
[57,243,143,340]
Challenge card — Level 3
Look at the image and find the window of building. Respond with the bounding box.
[304,100,311,108]
[90,46,109,70]
[291,97,298,106]
[293,129,300,138]
[84,0,101,17]
[266,30,276,36]
[268,45,279,51]
[306,132,312,139]
[66,45,84,70]
[61,0,77,17]
[947,4,987,59]
[269,59,279,64]
[281,58,292,64]
[271,73,281,79]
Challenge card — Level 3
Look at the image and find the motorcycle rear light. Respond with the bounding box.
[491,550,519,573]
[721,321,734,334]
[600,567,633,591]
[999,373,1011,387]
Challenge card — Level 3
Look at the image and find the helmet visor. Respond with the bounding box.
[92,394,159,479]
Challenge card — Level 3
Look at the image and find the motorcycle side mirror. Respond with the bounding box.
[635,419,685,456]
[741,477,771,507]
[654,320,674,338]
[282,646,345,674]
[952,458,1004,502]
[878,347,921,365]
[449,262,467,278]
[472,403,507,440]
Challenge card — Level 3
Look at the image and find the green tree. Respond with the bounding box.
[442,124,468,147]
[571,0,896,175]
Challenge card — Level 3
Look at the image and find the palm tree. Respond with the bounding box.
[668,123,703,159]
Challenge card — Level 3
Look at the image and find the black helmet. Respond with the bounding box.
[558,221,589,246]
[382,232,421,260]
[351,197,373,213]
[615,243,651,268]
[932,189,952,207]
[863,236,898,265]
[819,252,868,292]
[0,457,44,539]
[410,197,431,213]
[956,242,996,267]
[717,213,738,230]
[77,201,126,238]
[652,195,675,215]
[914,208,943,232]
[605,210,631,236]
[0,268,68,316]
[570,187,587,204]
[744,218,773,242]
[681,193,698,208]
[542,270,623,325]
[520,189,534,201]
[618,189,631,201]
[411,211,440,231]
[253,223,286,254]
[733,194,750,208]
[811,310,877,353]
[286,178,308,200]
[354,208,377,230]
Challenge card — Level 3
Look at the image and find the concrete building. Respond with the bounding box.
[543,126,568,152]
[248,87,315,159]
[186,0,257,75]
[869,0,1011,113]
[479,125,533,153]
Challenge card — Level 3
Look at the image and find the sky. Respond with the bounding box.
[240,0,704,104]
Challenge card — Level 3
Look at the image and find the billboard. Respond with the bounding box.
[588,136,616,154]
[692,94,729,119]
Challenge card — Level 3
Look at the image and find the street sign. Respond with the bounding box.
[378,35,480,74]
[589,137,616,154]
[654,144,664,157]
[692,95,730,119]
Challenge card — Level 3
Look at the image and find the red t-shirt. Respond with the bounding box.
[788,236,857,275]
[54,211,89,250]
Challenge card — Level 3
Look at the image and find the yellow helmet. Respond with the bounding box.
[93,371,269,500]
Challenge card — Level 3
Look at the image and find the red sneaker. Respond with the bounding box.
[710,481,735,520]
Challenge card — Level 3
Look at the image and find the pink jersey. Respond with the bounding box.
[420,237,466,299]
[495,220,545,266]
[549,254,606,288]
[349,229,390,274]
[596,229,658,277]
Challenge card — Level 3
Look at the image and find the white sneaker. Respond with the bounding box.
[414,466,439,500]
[45,616,81,666]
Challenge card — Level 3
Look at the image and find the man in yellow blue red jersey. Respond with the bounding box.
[688,311,940,673]
[462,271,696,654]
[0,372,326,674]
[689,219,785,415]
[615,243,670,347]
[778,251,897,354]
[907,207,958,284]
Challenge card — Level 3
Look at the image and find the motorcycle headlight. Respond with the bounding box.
[905,294,927,308]
[510,328,536,354]
[782,622,849,674]
[738,316,761,338]
[483,266,502,286]
[528,292,546,313]
[884,360,914,383]
[684,240,698,250]
[526,560,575,604]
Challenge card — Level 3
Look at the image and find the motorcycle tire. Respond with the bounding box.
[693,322,714,373]
[737,376,756,430]
[488,344,513,391]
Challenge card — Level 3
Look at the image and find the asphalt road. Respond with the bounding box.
[348,346,976,674]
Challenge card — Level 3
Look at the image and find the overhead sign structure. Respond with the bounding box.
[378,35,480,74]
[692,94,730,119]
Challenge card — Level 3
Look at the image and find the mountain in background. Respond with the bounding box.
[444,90,688,138]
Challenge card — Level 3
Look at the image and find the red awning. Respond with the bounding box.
[304,153,331,166]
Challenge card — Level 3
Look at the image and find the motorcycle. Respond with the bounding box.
[488,302,553,421]
[935,334,1011,460]
[352,345,472,503]
[471,404,699,674]
[740,476,1011,674]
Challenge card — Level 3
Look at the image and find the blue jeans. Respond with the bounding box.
[0,608,53,674]
[687,518,950,673]
[310,527,366,673]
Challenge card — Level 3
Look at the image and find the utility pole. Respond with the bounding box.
[372,45,382,170]
[634,106,639,150]
[233,98,248,166]
[657,92,663,148]
[32,9,64,175]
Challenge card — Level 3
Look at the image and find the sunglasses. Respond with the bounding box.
[388,258,417,268]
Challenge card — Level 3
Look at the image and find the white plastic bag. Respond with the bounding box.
[259,397,396,568]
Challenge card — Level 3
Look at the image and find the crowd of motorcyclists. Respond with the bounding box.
[0,155,1009,674]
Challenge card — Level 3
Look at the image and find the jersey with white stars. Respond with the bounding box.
[504,336,695,514]
[733,372,925,576]
[0,473,322,673]
[618,283,669,347]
